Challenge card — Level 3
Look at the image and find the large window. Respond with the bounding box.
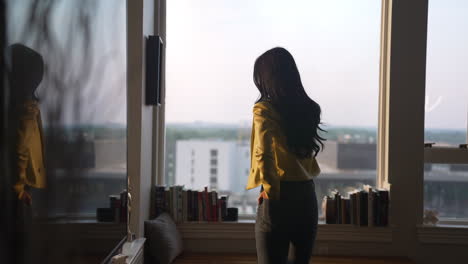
[424,0,468,220]
[8,0,127,218]
[166,0,381,217]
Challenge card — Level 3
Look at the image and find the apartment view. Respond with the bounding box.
[1,0,468,264]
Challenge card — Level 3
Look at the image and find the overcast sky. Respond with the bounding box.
[166,0,468,130]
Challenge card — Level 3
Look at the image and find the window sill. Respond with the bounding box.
[177,221,393,243]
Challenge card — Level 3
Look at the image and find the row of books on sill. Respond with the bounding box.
[96,190,128,223]
[324,186,390,226]
[151,185,238,222]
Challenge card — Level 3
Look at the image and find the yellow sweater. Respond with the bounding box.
[13,100,46,198]
[246,101,320,199]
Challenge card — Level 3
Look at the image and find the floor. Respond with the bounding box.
[174,254,415,264]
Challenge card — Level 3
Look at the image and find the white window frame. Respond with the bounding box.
[149,0,468,259]
[157,0,389,216]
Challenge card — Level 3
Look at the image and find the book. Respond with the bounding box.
[378,189,390,226]
[356,191,361,226]
[193,191,199,221]
[109,195,121,222]
[349,192,357,225]
[198,191,203,221]
[340,197,350,224]
[325,196,336,224]
[359,190,368,226]
[182,190,187,222]
[368,187,374,227]
[177,186,183,222]
[153,185,166,219]
[220,196,227,221]
[333,191,341,224]
[210,191,217,222]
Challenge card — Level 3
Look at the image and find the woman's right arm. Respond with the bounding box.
[252,105,281,200]
[13,115,34,203]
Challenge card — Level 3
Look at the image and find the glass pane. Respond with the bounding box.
[425,164,468,220]
[166,0,380,218]
[8,1,127,218]
[423,0,468,222]
[425,0,468,147]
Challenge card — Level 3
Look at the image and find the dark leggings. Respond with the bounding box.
[255,180,318,264]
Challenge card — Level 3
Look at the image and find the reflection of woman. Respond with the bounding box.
[9,43,46,206]
[246,47,325,264]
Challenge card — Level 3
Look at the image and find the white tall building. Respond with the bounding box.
[175,140,250,193]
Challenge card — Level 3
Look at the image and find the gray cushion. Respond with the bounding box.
[145,213,183,264]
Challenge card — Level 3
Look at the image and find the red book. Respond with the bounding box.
[217,199,221,222]
[204,187,210,221]
[213,191,218,222]
[198,192,203,222]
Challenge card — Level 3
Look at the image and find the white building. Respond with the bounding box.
[175,140,250,193]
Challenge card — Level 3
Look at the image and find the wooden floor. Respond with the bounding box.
[174,254,415,264]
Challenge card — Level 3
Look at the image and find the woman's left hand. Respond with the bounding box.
[258,190,268,205]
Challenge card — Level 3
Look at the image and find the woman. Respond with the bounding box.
[9,43,46,206]
[246,47,325,264]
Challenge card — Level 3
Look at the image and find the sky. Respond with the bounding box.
[166,0,468,130]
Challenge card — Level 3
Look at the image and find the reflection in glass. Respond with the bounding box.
[7,0,127,262]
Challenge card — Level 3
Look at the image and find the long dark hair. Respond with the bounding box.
[7,43,43,106]
[253,47,325,158]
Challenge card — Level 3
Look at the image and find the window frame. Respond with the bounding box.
[421,0,468,222]
[145,0,468,259]
[159,0,387,215]
[154,0,468,229]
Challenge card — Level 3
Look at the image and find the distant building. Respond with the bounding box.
[317,141,376,170]
[450,164,468,172]
[175,140,250,192]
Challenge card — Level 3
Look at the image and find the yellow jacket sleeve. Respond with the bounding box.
[13,112,35,197]
[252,105,282,200]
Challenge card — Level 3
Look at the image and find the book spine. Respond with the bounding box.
[334,193,341,224]
[198,192,203,222]
[220,196,227,221]
[153,186,165,218]
[194,191,199,221]
[203,187,210,221]
[214,191,219,222]
[217,198,221,222]
[182,190,187,222]
[380,190,389,226]
[325,196,335,224]
[360,191,368,226]
[177,187,183,223]
[188,190,192,221]
[341,198,346,224]
[350,193,355,225]
[211,191,217,222]
[356,192,361,226]
[164,190,170,215]
[368,188,374,227]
